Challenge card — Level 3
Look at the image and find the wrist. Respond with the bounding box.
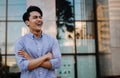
[40,54,49,61]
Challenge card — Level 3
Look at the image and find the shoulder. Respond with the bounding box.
[15,34,28,44]
[42,33,58,42]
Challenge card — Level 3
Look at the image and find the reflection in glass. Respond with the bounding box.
[0,55,4,66]
[0,0,26,77]
[7,22,28,54]
[75,0,93,20]
[57,56,74,78]
[0,0,6,20]
[97,0,110,53]
[77,56,96,78]
[7,56,20,73]
[97,0,108,5]
[75,22,95,53]
[0,56,8,77]
[56,0,74,39]
[97,0,111,77]
[8,0,26,20]
[97,21,110,52]
[56,0,74,53]
[97,0,109,20]
[0,22,5,54]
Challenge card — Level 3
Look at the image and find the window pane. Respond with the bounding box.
[75,22,95,53]
[7,56,20,73]
[0,56,5,66]
[57,56,75,78]
[8,0,26,20]
[0,22,5,54]
[98,21,110,53]
[7,22,28,54]
[56,0,74,53]
[97,0,110,53]
[97,0,109,20]
[0,56,6,77]
[77,56,96,78]
[75,0,93,20]
[0,0,6,20]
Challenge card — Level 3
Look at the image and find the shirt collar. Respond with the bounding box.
[28,32,43,39]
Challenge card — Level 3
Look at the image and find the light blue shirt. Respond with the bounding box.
[14,32,61,78]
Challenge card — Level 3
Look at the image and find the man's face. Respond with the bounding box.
[26,11,43,32]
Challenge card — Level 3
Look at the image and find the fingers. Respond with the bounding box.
[47,51,52,55]
[18,50,25,55]
[18,50,32,60]
[18,50,27,58]
[46,51,53,60]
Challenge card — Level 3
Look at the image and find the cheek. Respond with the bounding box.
[29,22,35,26]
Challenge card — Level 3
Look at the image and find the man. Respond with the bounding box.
[14,6,61,78]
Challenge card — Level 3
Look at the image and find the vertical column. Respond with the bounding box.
[109,0,120,76]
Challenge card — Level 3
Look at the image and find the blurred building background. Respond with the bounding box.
[0,0,120,78]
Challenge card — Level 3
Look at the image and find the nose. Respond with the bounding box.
[37,17,42,22]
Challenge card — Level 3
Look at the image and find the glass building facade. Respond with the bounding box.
[0,0,111,78]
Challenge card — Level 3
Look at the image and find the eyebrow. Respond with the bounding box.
[33,15,42,18]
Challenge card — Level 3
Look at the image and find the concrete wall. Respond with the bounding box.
[109,0,120,75]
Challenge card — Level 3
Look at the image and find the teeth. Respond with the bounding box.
[36,23,41,26]
[36,22,42,26]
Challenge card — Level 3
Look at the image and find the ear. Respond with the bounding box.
[25,21,29,26]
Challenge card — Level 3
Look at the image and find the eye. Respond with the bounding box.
[32,16,42,19]
[39,16,42,19]
[33,16,38,19]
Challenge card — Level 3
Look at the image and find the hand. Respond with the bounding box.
[45,52,53,60]
[18,50,33,60]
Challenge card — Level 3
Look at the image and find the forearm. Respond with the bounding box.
[28,55,47,71]
[18,50,53,70]
[40,58,61,70]
[40,61,52,69]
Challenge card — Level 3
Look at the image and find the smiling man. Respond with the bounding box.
[14,6,61,78]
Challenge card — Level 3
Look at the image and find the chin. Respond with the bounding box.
[36,29,41,32]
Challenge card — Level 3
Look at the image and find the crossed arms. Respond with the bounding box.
[18,50,53,71]
[15,38,61,72]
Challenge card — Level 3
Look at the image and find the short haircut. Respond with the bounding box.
[22,5,43,22]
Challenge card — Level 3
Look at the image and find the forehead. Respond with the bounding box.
[29,11,41,16]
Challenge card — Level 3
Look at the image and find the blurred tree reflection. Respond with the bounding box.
[56,0,74,39]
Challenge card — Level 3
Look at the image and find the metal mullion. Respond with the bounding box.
[73,0,78,78]
[5,0,8,67]
[0,54,15,56]
[62,53,96,55]
[4,0,8,77]
[93,0,100,78]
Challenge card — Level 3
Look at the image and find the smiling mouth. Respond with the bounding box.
[36,23,42,26]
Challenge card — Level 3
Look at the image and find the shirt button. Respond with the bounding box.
[39,71,42,75]
[38,48,41,50]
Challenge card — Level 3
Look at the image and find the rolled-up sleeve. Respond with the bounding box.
[50,39,61,69]
[14,38,30,72]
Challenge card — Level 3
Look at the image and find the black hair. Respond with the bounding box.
[22,6,43,22]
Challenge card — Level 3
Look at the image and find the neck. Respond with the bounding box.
[31,30,42,38]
